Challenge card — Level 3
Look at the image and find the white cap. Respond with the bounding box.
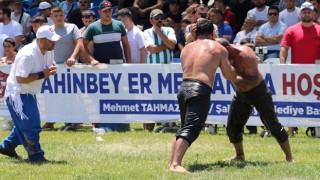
[38,2,52,10]
[301,2,314,11]
[36,25,61,41]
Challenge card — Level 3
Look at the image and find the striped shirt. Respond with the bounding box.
[143,26,176,64]
[83,20,127,64]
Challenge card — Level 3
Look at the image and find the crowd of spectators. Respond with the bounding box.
[0,0,320,133]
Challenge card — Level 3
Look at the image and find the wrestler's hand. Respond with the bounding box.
[48,65,57,75]
[66,58,76,67]
[190,24,196,38]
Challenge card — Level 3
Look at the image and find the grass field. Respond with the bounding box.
[0,123,319,179]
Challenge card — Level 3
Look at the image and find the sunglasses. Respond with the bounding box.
[153,16,164,20]
[268,13,278,16]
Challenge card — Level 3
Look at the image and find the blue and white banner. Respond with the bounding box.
[0,64,319,126]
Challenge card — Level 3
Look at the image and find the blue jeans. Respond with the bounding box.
[1,94,44,161]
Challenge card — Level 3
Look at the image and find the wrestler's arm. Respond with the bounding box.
[219,48,236,80]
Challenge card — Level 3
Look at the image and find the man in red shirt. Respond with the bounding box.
[214,0,236,34]
[280,2,320,64]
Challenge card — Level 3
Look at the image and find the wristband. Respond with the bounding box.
[37,71,45,80]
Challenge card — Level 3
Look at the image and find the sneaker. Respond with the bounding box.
[0,145,21,159]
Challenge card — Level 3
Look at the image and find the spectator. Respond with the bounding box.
[247,0,269,30]
[0,28,9,57]
[133,0,165,30]
[256,6,287,60]
[164,0,182,32]
[11,0,32,45]
[51,6,83,66]
[59,0,79,20]
[0,38,16,64]
[83,1,131,130]
[185,4,209,43]
[67,0,91,29]
[279,0,301,27]
[142,9,176,131]
[278,0,304,11]
[30,15,47,34]
[79,10,96,62]
[0,6,23,51]
[144,9,176,64]
[233,16,257,45]
[42,6,84,130]
[280,2,320,136]
[116,8,146,64]
[214,0,236,34]
[280,2,320,64]
[83,0,130,64]
[183,4,198,24]
[208,8,234,42]
[176,18,191,58]
[310,0,320,24]
[231,0,254,33]
[38,1,54,25]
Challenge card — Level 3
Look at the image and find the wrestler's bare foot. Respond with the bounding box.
[169,165,190,174]
[225,155,245,161]
[286,157,295,163]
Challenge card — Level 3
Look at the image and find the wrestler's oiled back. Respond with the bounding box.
[180,39,235,88]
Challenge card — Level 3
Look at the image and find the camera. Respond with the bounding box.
[255,46,268,54]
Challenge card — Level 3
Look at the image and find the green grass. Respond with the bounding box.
[0,124,320,179]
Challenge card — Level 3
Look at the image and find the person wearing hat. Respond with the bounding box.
[280,2,320,64]
[83,0,131,64]
[143,8,176,64]
[0,25,60,162]
[142,9,176,131]
[11,0,32,44]
[38,1,54,26]
[280,2,320,136]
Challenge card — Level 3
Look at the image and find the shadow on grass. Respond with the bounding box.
[15,159,68,165]
[188,160,273,172]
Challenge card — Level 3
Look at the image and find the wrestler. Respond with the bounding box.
[168,19,237,173]
[215,38,294,162]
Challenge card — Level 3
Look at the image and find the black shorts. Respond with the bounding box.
[176,79,212,145]
[227,81,288,143]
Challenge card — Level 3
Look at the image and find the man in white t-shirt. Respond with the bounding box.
[279,0,301,27]
[11,0,32,44]
[247,0,269,30]
[0,25,59,162]
[116,8,146,64]
[233,16,257,45]
[0,6,23,50]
